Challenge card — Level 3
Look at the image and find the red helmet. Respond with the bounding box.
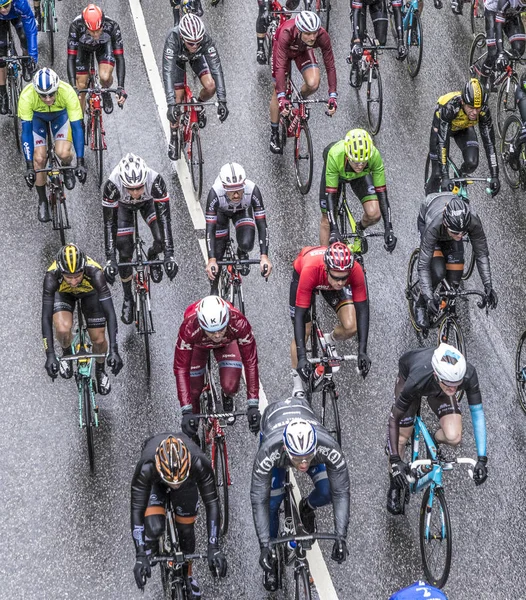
[324,242,354,271]
[82,4,104,31]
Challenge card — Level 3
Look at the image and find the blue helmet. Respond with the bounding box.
[33,68,60,95]
[389,581,448,600]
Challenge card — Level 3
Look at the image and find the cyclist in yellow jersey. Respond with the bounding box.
[18,68,86,223]
[425,78,500,196]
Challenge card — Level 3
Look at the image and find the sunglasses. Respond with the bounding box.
[289,452,315,465]
[436,375,463,388]
[39,92,56,99]
[327,271,349,282]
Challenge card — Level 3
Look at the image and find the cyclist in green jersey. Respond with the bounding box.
[319,129,396,254]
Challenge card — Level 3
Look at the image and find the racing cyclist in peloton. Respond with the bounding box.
[19,68,87,223]
[67,4,127,115]
[42,244,123,395]
[162,13,228,160]
[255,0,298,64]
[319,128,397,254]
[290,243,371,398]
[102,153,178,325]
[0,0,38,114]
[270,10,337,154]
[503,71,526,170]
[425,78,500,197]
[173,296,261,436]
[389,581,448,599]
[251,398,349,591]
[386,343,488,515]
[131,435,227,596]
[205,162,272,292]
[414,194,497,330]
[170,0,203,26]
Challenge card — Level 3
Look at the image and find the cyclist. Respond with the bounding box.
[170,0,203,26]
[503,71,526,170]
[251,397,349,591]
[102,153,178,326]
[386,343,488,515]
[255,0,297,64]
[270,10,337,154]
[205,162,272,291]
[42,244,123,395]
[173,295,261,435]
[290,243,371,398]
[425,78,500,196]
[131,434,228,595]
[319,128,397,253]
[389,581,448,599]
[19,68,86,223]
[414,193,498,329]
[67,4,127,115]
[0,0,38,114]
[162,13,228,161]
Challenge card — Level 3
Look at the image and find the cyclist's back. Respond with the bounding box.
[389,581,448,599]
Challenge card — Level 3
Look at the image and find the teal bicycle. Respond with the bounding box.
[41,0,58,65]
[388,0,423,78]
[59,303,106,473]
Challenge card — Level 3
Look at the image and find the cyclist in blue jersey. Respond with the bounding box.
[389,580,448,599]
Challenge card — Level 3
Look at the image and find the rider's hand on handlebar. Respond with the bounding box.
[440,177,454,192]
[45,354,60,380]
[25,160,36,189]
[473,455,488,486]
[484,285,498,309]
[247,405,261,434]
[358,352,371,378]
[217,101,229,123]
[181,410,199,437]
[297,356,313,383]
[488,176,500,197]
[326,94,337,116]
[331,538,348,564]
[164,255,178,281]
[208,546,227,577]
[495,52,509,72]
[133,552,151,590]
[351,41,363,61]
[166,104,179,124]
[384,228,397,253]
[75,158,87,184]
[260,255,272,278]
[259,546,275,572]
[104,258,119,285]
[107,346,123,376]
[206,258,218,281]
[278,95,291,116]
[116,87,127,107]
[390,456,410,490]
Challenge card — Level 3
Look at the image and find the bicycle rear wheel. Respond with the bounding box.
[233,282,246,315]
[189,125,203,200]
[515,331,526,413]
[92,116,104,187]
[47,0,55,65]
[419,486,452,589]
[322,386,341,447]
[139,291,152,378]
[406,248,423,333]
[468,32,487,74]
[471,0,485,36]
[294,121,313,195]
[405,12,423,78]
[8,74,21,153]
[500,114,523,189]
[214,437,229,536]
[82,378,95,473]
[461,236,475,280]
[294,565,312,600]
[496,74,519,138]
[366,66,383,135]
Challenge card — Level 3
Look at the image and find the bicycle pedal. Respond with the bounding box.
[226,416,236,425]
[94,405,99,414]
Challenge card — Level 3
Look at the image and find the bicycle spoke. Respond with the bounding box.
[367,66,383,135]
[294,122,313,195]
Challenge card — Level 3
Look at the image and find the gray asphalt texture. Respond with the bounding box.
[1,0,526,598]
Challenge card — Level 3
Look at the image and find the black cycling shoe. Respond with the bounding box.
[38,199,51,223]
[197,106,207,129]
[256,49,267,65]
[102,91,114,114]
[59,348,73,379]
[262,565,279,592]
[63,168,76,190]
[22,60,32,82]
[414,303,429,330]
[349,64,362,89]
[95,364,111,396]
[299,498,316,534]
[168,130,180,161]
[0,91,8,115]
[270,130,282,155]
[121,296,135,325]
[387,477,403,515]
[237,250,250,276]
[150,263,163,284]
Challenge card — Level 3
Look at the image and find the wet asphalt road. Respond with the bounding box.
[2,0,526,598]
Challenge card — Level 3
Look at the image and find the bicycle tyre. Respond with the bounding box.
[419,486,452,589]
[56,188,67,245]
[8,75,21,153]
[322,386,341,447]
[405,12,423,79]
[47,0,55,65]
[367,65,383,135]
[437,316,465,400]
[82,378,95,473]
[294,121,313,195]
[496,73,519,138]
[189,125,203,200]
[461,236,475,280]
[468,32,487,74]
[233,282,246,315]
[471,0,485,36]
[294,565,312,600]
[516,330,526,414]
[406,248,422,333]
[139,291,152,378]
[214,437,229,537]
[324,0,331,33]
[92,115,104,187]
[500,114,523,189]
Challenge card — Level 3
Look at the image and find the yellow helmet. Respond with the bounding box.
[344,129,373,163]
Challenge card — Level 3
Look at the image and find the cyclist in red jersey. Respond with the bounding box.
[270,10,337,154]
[289,243,370,397]
[173,296,261,436]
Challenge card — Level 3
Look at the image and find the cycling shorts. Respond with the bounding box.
[53,291,106,329]
[33,110,72,147]
[75,43,115,75]
[272,48,318,82]
[173,57,210,90]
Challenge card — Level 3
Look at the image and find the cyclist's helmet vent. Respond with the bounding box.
[461,78,485,108]
[295,11,321,33]
[344,128,373,163]
[442,196,471,233]
[283,419,317,456]
[118,153,149,188]
[56,244,86,275]
[179,13,205,43]
[33,68,60,95]
[82,4,104,31]
[219,162,246,191]
[196,296,230,332]
[431,343,467,383]
[324,242,354,271]
[155,437,191,484]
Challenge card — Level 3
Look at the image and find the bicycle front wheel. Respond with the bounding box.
[139,291,152,378]
[8,75,21,152]
[462,236,475,280]
[468,32,487,74]
[161,564,184,600]
[500,114,523,189]
[496,74,519,138]
[56,188,68,245]
[93,116,104,187]
[294,121,313,195]
[214,437,229,536]
[294,565,312,600]
[406,248,422,333]
[419,486,452,589]
[47,0,55,64]
[322,387,341,447]
[82,378,95,473]
[437,316,465,356]
[367,66,383,135]
[515,331,526,413]
[233,282,246,315]
[405,12,423,78]
[189,125,203,200]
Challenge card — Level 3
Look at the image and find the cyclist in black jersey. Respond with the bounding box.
[386,344,488,515]
[102,154,177,326]
[170,0,203,26]
[505,72,526,169]
[205,162,272,291]
[131,434,227,595]
[41,244,123,395]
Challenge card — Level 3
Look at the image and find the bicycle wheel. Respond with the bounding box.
[233,282,246,315]
[294,121,313,195]
[189,125,203,200]
[56,189,67,245]
[419,486,452,589]
[500,114,523,189]
[462,236,475,280]
[8,75,21,153]
[468,32,487,74]
[47,0,55,65]
[496,74,519,138]
[161,565,184,600]
[322,386,341,447]
[214,437,229,536]
[471,0,485,36]
[406,248,422,333]
[437,316,465,355]
[516,331,526,413]
[366,66,383,135]
[139,291,152,378]
[82,378,95,472]
[294,565,312,600]
[92,116,104,187]
[405,12,423,79]
[324,0,331,33]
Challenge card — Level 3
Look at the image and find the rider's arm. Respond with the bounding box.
[251,185,269,256]
[468,215,493,288]
[417,218,441,300]
[479,107,499,178]
[18,88,35,162]
[274,26,292,97]
[205,188,219,259]
[387,389,418,458]
[324,147,342,237]
[41,272,59,357]
[102,180,120,260]
[173,321,195,409]
[389,0,404,43]
[250,441,279,547]
[66,21,79,87]
[17,0,38,62]
[191,449,221,546]
[151,174,174,256]
[21,120,34,162]
[369,149,393,231]
[349,263,369,355]
[162,29,178,106]
[111,21,126,88]
[316,30,337,97]
[435,101,457,177]
[350,0,363,41]
[130,459,156,552]
[293,268,315,363]
[465,365,487,457]
[234,313,260,406]
[61,83,85,159]
[200,35,227,102]
[92,269,119,348]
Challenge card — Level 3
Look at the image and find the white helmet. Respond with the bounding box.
[196,296,230,332]
[179,13,205,43]
[432,343,467,384]
[295,11,321,33]
[118,153,149,188]
[283,419,317,456]
[219,162,246,191]
[33,68,60,95]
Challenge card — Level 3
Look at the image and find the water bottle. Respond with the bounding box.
[312,364,325,386]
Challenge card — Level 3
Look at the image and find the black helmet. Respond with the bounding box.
[56,244,86,274]
[443,197,471,233]
[461,78,485,108]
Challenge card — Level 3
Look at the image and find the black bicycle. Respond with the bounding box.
[5,26,30,153]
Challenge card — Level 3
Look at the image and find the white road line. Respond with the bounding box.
[128,3,338,597]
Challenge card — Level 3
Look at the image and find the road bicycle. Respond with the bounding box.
[189,353,246,537]
[388,0,423,78]
[58,302,106,473]
[263,1,293,64]
[515,330,526,413]
[150,497,208,599]
[500,114,526,190]
[5,27,30,153]
[269,469,339,600]
[279,77,327,195]
[41,0,58,64]
[304,0,331,31]
[117,210,165,378]
[34,121,72,244]
[404,409,477,587]
[347,32,398,135]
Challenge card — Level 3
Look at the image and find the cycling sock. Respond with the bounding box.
[257,37,265,51]
[271,122,279,132]
[36,185,47,202]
